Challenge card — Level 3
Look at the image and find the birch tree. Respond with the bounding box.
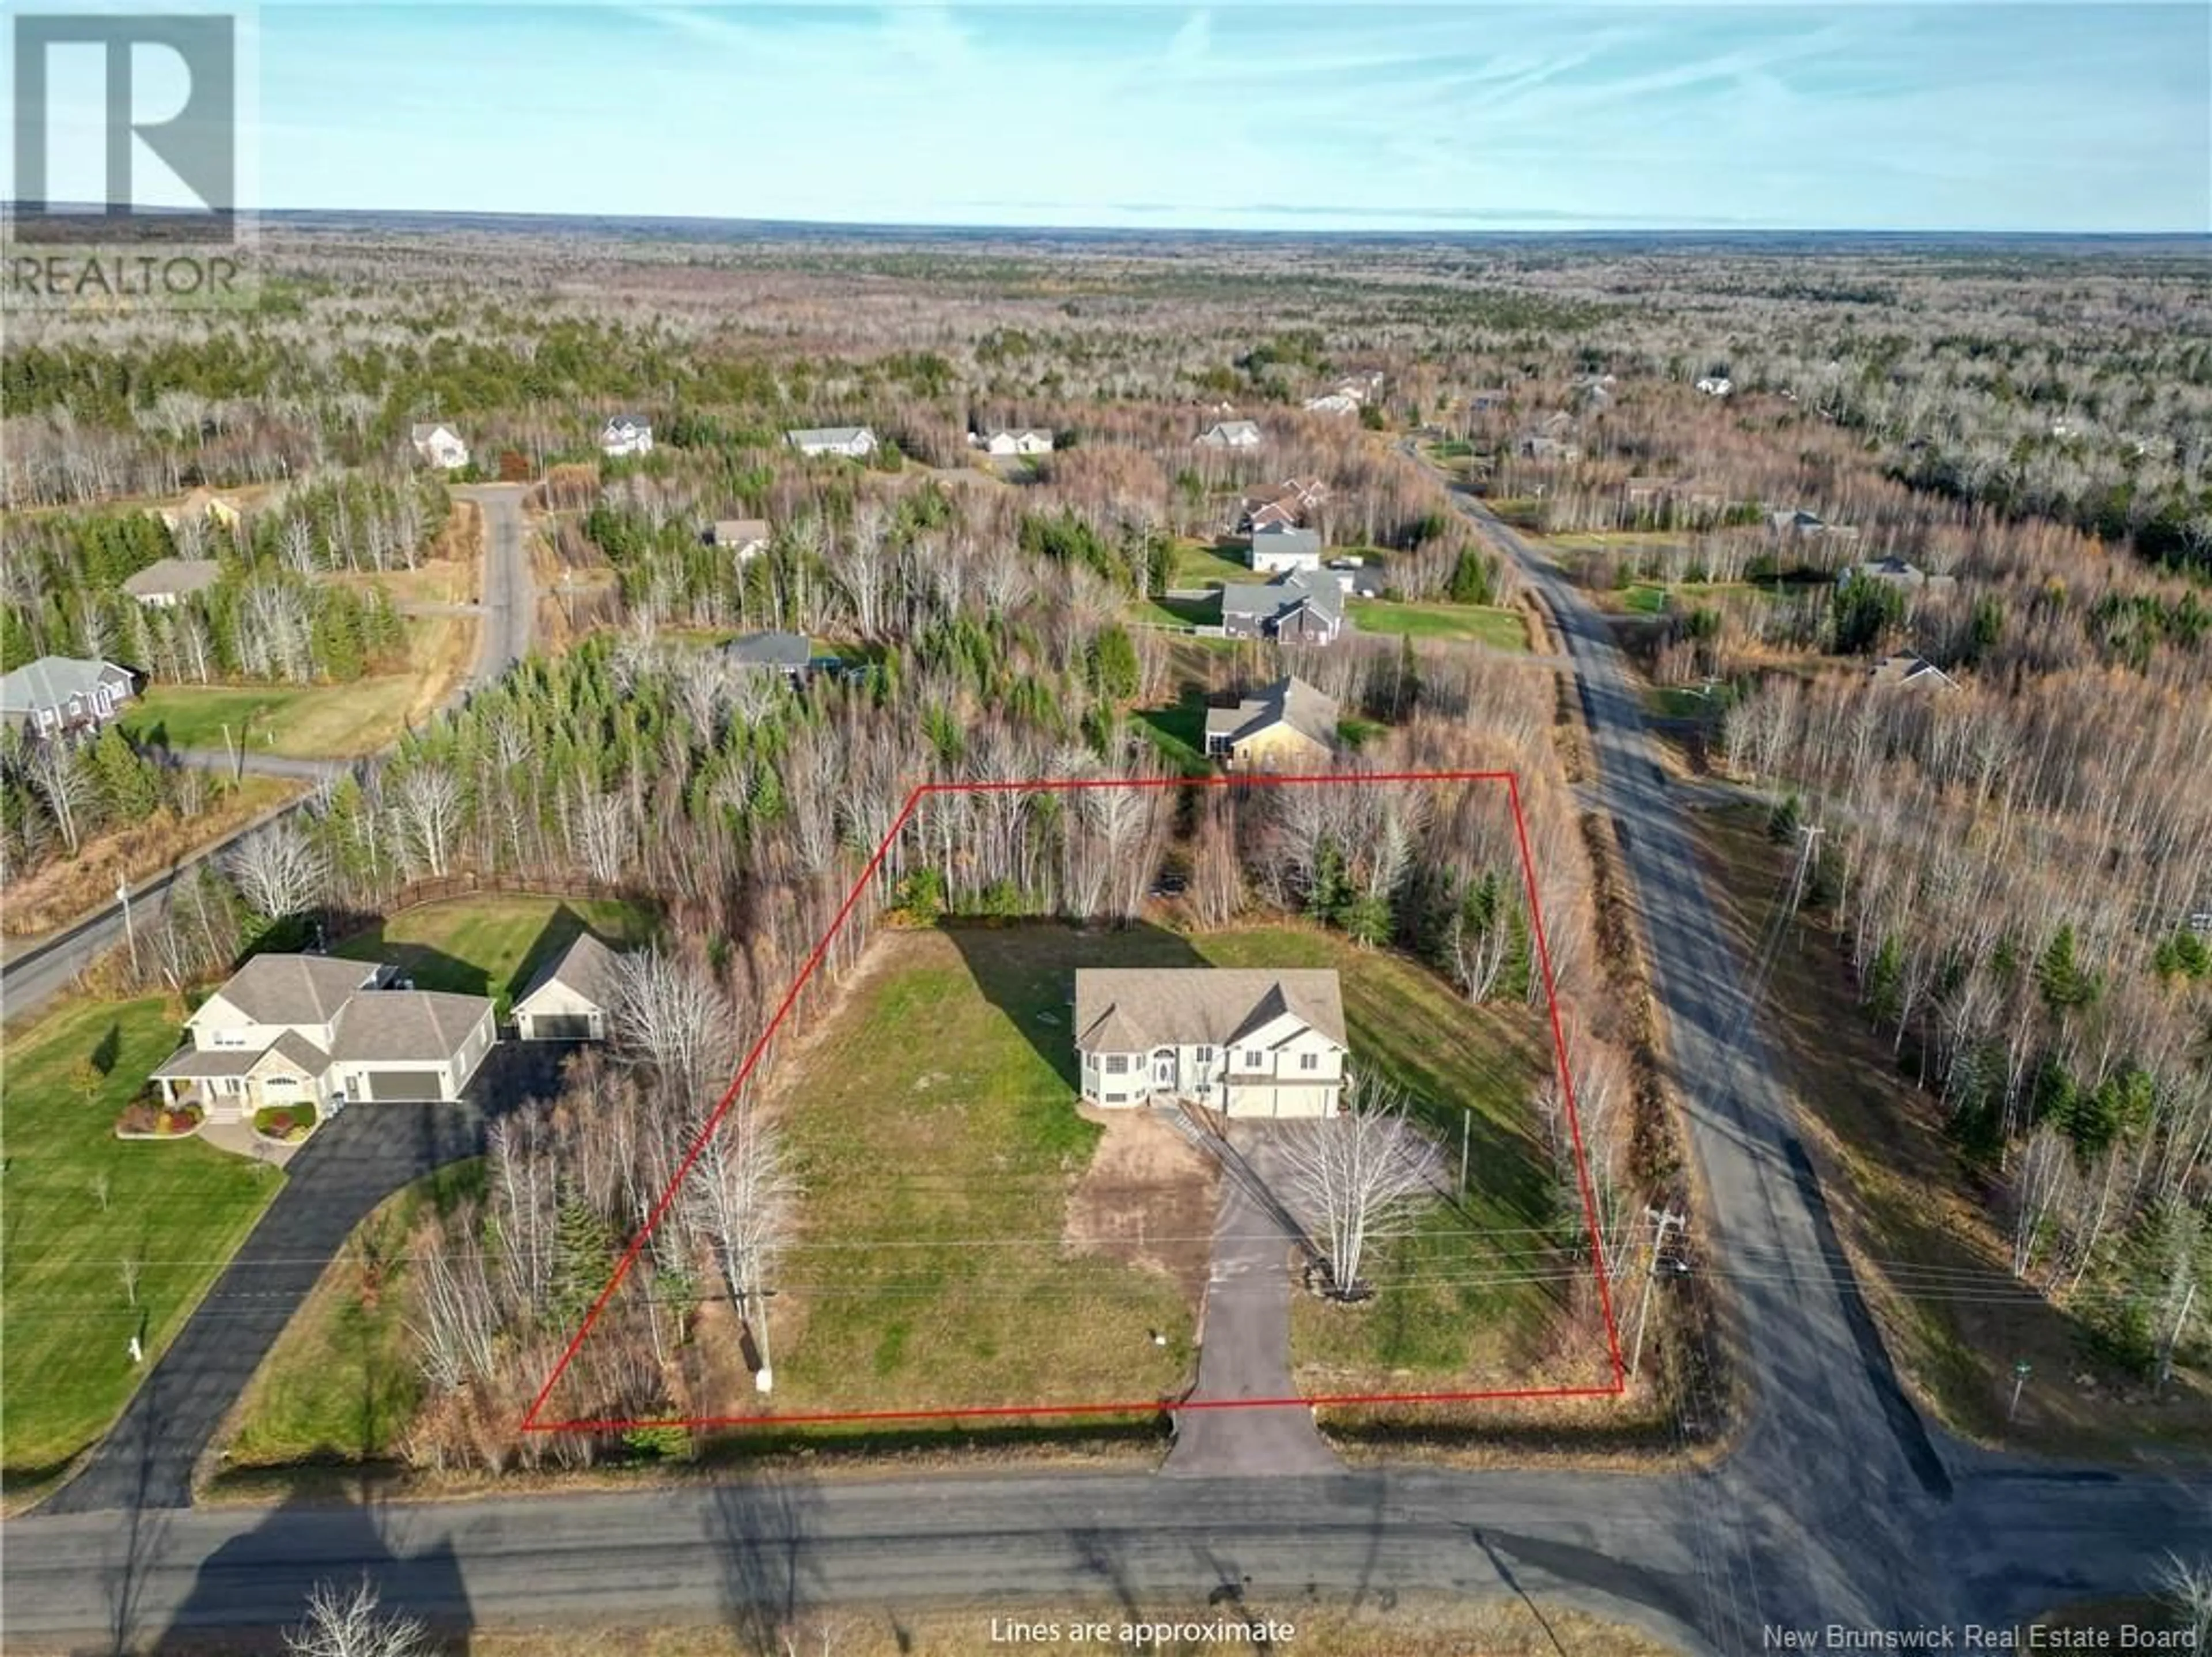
[223,817,329,922]
[1282,1075,1444,1297]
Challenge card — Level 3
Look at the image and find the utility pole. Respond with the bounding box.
[116,880,138,974]
[2158,1281,2198,1397]
[1630,1206,1685,1382]
[1460,1107,1471,1197]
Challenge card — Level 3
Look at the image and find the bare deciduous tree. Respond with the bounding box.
[223,817,329,922]
[1282,1075,1445,1297]
[284,1577,430,1657]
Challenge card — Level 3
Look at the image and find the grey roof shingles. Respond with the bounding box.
[722,630,813,669]
[1249,527,1323,562]
[120,558,222,599]
[198,954,385,1027]
[0,656,132,716]
[1073,969,1347,1054]
[1219,569,1344,627]
[1203,674,1340,751]
[331,990,491,1065]
[517,932,625,1011]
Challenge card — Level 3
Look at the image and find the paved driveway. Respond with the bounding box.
[40,1092,500,1515]
[1164,1123,1340,1477]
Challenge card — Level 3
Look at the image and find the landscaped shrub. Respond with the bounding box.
[157,1108,200,1136]
[115,1101,158,1135]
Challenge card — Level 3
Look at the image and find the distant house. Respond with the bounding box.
[1303,392,1361,417]
[154,489,243,533]
[1840,557,1954,593]
[122,558,222,608]
[1248,524,1324,574]
[721,629,815,683]
[1518,434,1581,462]
[1220,569,1347,645]
[1278,476,1328,508]
[1695,376,1733,398]
[708,518,772,560]
[1195,420,1263,449]
[150,954,497,1119]
[787,426,878,459]
[1203,674,1339,770]
[1327,559,1386,598]
[513,933,627,1042]
[1768,508,1830,535]
[410,422,469,471]
[1245,498,1302,532]
[1466,389,1510,413]
[600,415,654,457]
[976,428,1053,456]
[1073,967,1349,1118]
[0,656,136,743]
[1868,653,1958,692]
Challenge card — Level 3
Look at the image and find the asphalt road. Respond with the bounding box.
[5,463,2205,1650]
[0,490,533,1027]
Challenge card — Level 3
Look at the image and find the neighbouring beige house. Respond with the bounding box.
[513,932,626,1042]
[122,558,222,608]
[709,518,772,559]
[1195,419,1263,449]
[1203,674,1339,770]
[152,954,497,1120]
[1074,967,1350,1118]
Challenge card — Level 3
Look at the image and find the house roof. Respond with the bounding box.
[712,518,772,546]
[1869,653,1957,690]
[121,558,222,599]
[984,427,1052,442]
[1219,569,1344,626]
[0,656,133,715]
[1198,420,1262,444]
[516,932,626,1012]
[1250,526,1322,560]
[787,426,873,447]
[331,990,492,1064]
[1203,674,1340,751]
[410,422,461,443]
[722,630,813,668]
[199,954,388,1027]
[1074,968,1347,1054]
[259,1031,333,1074]
[152,1046,262,1080]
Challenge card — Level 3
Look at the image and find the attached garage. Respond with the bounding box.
[1225,1083,1336,1120]
[520,1012,597,1042]
[361,1069,444,1102]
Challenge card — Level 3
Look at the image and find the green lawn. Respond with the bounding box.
[334,895,659,1017]
[759,925,1202,1416]
[1349,599,1529,651]
[1134,690,1213,775]
[1129,593,1221,631]
[1,996,282,1476]
[1170,539,1254,589]
[222,1160,481,1469]
[1620,581,1760,618]
[760,921,1559,1414]
[123,679,420,761]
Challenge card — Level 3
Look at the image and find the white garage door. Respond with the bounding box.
[1226,1084,1334,1119]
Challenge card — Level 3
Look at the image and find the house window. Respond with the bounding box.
[1244,1049,1264,1069]
[1300,1053,1319,1072]
[1104,1056,1129,1075]
[1195,1046,1213,1064]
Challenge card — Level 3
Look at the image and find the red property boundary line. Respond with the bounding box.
[524,769,1627,1433]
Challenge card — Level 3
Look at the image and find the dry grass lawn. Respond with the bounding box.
[1692,802,2212,1457]
[0,776,302,940]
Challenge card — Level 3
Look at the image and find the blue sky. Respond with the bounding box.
[32,3,2212,231]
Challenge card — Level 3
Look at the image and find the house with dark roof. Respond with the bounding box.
[1203,674,1339,770]
[513,933,627,1042]
[0,656,136,743]
[721,629,816,682]
[1219,569,1346,645]
[600,415,654,457]
[1840,557,1955,593]
[1073,967,1349,1118]
[151,953,496,1120]
[122,558,222,608]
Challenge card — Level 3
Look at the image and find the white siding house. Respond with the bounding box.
[1073,968,1349,1119]
[600,415,654,457]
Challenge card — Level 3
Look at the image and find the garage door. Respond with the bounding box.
[1225,1084,1334,1119]
[527,1013,594,1041]
[363,1070,443,1102]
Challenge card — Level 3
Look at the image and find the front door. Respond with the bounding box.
[1152,1049,1176,1092]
